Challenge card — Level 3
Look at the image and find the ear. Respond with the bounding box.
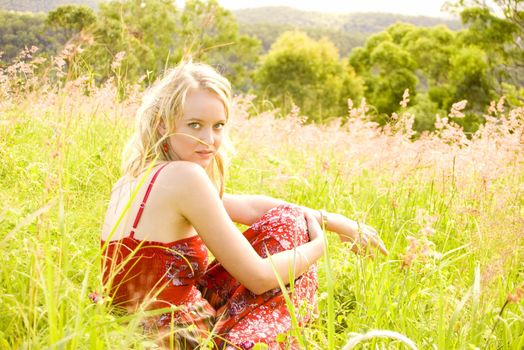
[158,121,166,136]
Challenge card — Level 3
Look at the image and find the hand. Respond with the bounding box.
[304,211,325,244]
[339,220,388,258]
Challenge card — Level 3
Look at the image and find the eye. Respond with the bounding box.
[188,122,201,129]
[214,122,226,130]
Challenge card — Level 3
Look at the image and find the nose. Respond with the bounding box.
[199,127,214,146]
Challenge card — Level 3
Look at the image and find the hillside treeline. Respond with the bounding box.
[1,0,522,132]
[0,0,97,12]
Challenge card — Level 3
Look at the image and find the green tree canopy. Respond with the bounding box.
[349,25,418,117]
[71,0,260,88]
[0,10,67,64]
[178,0,261,91]
[447,0,524,101]
[46,4,96,38]
[256,31,364,121]
[81,0,180,82]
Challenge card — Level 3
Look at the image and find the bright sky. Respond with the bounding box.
[215,0,455,18]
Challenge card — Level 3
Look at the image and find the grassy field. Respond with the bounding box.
[0,68,523,349]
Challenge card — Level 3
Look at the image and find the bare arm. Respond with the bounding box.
[222,194,285,225]
[164,163,324,295]
[223,193,388,256]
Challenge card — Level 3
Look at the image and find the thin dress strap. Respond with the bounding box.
[129,163,169,238]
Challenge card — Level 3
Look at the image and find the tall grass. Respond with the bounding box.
[0,56,523,349]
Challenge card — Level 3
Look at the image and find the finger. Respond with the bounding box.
[363,225,378,236]
[347,238,375,259]
[354,234,369,250]
[379,242,389,256]
[366,234,383,252]
[349,241,361,255]
[362,231,388,256]
[371,238,388,256]
[360,242,375,259]
[304,211,318,223]
[304,212,318,227]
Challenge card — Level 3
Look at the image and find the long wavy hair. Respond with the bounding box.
[122,61,232,196]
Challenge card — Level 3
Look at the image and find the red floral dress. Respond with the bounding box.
[101,164,318,349]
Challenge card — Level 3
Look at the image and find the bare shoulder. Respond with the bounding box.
[110,175,128,193]
[156,161,215,197]
[160,161,208,182]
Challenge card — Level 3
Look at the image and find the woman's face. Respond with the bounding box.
[168,88,227,168]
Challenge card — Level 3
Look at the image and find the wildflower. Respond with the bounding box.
[391,198,398,209]
[89,291,105,304]
[289,104,300,118]
[349,97,369,119]
[496,96,505,113]
[401,236,418,268]
[488,100,497,115]
[420,240,442,260]
[435,114,447,130]
[449,100,467,118]
[399,89,410,108]
[111,51,126,71]
[347,98,353,111]
[507,283,524,304]
[401,233,441,269]
[53,57,66,70]
[421,225,435,236]
[415,209,437,227]
[322,159,330,171]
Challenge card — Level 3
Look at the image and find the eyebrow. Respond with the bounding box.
[183,117,226,123]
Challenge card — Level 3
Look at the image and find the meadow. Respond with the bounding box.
[0,54,523,349]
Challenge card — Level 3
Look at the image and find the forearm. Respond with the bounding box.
[226,194,361,242]
[301,207,357,236]
[257,238,324,294]
[301,207,388,255]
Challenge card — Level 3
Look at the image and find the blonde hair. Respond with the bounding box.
[122,61,232,196]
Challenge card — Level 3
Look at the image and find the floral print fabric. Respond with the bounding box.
[101,204,318,349]
[199,204,318,349]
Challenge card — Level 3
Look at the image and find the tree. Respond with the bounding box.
[256,31,363,121]
[446,0,524,99]
[402,25,455,86]
[448,46,494,129]
[349,25,418,117]
[177,0,261,91]
[82,0,180,82]
[73,0,260,88]
[348,20,515,131]
[46,5,96,39]
[0,10,67,64]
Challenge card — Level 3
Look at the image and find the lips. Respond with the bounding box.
[195,150,214,158]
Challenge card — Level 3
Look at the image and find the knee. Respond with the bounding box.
[251,204,309,247]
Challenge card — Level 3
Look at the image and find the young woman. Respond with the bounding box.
[100,62,387,349]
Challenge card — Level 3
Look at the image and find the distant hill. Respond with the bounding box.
[234,7,462,56]
[238,22,368,56]
[0,2,463,57]
[233,6,462,33]
[0,2,463,32]
[0,0,97,12]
